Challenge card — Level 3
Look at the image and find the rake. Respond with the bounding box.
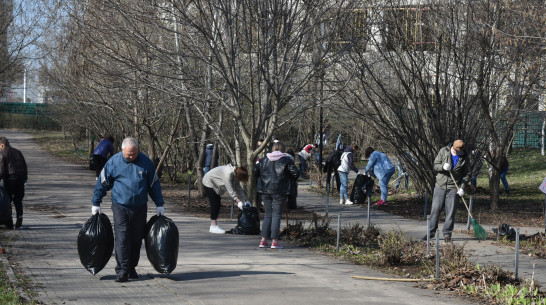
[449,171,488,240]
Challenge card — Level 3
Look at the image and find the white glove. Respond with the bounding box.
[245,201,251,207]
[156,206,165,216]
[92,206,100,215]
[443,163,451,171]
[357,171,362,175]
[457,188,464,197]
[237,201,244,210]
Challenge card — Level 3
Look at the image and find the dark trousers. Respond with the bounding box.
[204,186,222,220]
[93,155,107,177]
[327,169,341,193]
[111,203,147,275]
[5,178,25,219]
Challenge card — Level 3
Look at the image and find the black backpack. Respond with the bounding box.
[324,149,343,173]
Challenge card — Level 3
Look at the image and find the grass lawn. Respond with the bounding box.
[375,148,546,229]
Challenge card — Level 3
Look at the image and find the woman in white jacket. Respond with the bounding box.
[202,164,249,233]
[337,145,360,205]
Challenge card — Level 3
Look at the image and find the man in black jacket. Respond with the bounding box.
[0,137,28,229]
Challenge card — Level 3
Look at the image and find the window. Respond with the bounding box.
[384,7,436,51]
[330,9,368,52]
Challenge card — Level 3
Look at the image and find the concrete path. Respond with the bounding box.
[0,129,538,304]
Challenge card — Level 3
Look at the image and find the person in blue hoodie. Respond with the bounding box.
[204,143,219,174]
[92,136,114,179]
[364,147,395,206]
[91,137,165,283]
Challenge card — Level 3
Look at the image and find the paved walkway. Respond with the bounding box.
[0,130,542,304]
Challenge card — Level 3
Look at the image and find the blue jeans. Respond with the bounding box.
[339,171,349,200]
[500,167,510,192]
[379,168,395,201]
[298,155,307,177]
[395,171,408,190]
[261,193,287,239]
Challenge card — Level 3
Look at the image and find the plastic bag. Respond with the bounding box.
[350,174,374,204]
[228,206,260,235]
[145,215,179,274]
[0,187,12,227]
[77,213,114,275]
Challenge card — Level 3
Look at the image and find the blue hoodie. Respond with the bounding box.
[92,151,164,210]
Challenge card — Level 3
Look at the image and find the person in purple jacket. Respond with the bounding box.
[92,136,114,179]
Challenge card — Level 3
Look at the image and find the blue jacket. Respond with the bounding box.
[93,138,114,158]
[365,151,395,179]
[92,151,164,210]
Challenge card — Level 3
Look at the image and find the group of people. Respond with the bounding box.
[0,134,511,284]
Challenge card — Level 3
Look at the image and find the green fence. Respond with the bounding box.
[512,112,545,149]
[0,102,59,130]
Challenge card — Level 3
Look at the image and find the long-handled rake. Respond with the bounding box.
[449,171,488,240]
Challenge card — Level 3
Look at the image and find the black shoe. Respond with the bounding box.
[115,273,128,283]
[421,234,434,241]
[15,217,22,228]
[444,235,452,243]
[128,269,139,279]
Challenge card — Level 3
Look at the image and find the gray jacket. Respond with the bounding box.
[434,145,470,190]
[202,164,247,202]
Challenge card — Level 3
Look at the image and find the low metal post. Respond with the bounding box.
[435,230,440,280]
[326,183,330,217]
[426,215,431,255]
[336,214,341,252]
[467,196,474,230]
[515,228,520,279]
[544,194,546,232]
[230,199,234,219]
[366,196,371,228]
[187,173,192,206]
[424,190,429,220]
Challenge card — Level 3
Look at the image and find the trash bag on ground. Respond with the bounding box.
[0,187,13,227]
[227,206,261,235]
[350,174,374,204]
[497,223,516,240]
[77,213,114,275]
[145,215,179,274]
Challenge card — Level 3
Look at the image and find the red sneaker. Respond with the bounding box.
[259,240,269,248]
[375,199,387,206]
[270,241,284,249]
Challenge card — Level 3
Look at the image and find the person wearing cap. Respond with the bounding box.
[424,140,471,242]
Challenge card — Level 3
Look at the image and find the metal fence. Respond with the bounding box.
[512,111,545,149]
[0,102,59,130]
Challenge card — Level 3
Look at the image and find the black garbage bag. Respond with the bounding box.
[0,187,12,227]
[77,213,114,275]
[227,206,261,235]
[350,174,374,204]
[145,215,179,274]
[498,224,516,240]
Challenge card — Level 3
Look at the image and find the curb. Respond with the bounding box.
[0,238,31,302]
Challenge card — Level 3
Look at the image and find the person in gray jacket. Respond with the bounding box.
[202,164,249,234]
[92,137,165,282]
[424,140,470,243]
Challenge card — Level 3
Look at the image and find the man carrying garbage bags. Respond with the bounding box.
[91,137,166,283]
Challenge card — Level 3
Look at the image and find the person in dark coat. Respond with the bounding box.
[0,137,28,229]
[286,149,298,209]
[254,141,299,249]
